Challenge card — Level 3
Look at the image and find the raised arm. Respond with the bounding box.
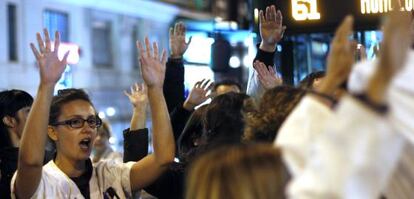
[275,15,355,177]
[15,29,68,198]
[123,83,149,162]
[290,7,412,198]
[128,37,175,191]
[164,22,192,113]
[183,79,212,111]
[169,79,212,143]
[253,61,282,90]
[247,5,286,101]
[124,83,149,131]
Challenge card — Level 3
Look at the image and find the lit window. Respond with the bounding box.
[43,10,69,42]
[92,21,113,67]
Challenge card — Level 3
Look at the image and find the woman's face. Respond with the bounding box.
[14,106,31,138]
[52,100,98,161]
[93,127,110,152]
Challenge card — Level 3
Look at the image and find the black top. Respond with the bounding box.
[69,159,93,199]
[170,106,193,146]
[0,147,18,199]
[254,44,276,69]
[164,58,185,113]
[123,128,149,162]
[144,162,186,199]
[0,148,54,199]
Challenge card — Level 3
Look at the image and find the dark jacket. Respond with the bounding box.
[123,128,149,162]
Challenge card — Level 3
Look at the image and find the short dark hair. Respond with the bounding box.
[299,71,325,89]
[0,89,33,149]
[49,89,94,125]
[213,79,242,92]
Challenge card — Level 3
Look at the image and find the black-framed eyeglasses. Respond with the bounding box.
[51,116,102,129]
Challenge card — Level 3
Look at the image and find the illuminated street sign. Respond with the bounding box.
[361,0,413,14]
[292,0,321,21]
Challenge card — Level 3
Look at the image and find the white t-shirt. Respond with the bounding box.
[11,159,134,199]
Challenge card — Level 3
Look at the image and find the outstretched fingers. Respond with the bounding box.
[265,6,271,21]
[160,49,167,64]
[36,32,46,54]
[54,31,60,55]
[259,10,266,24]
[153,42,159,60]
[30,43,41,60]
[61,51,70,65]
[137,41,145,58]
[145,37,152,58]
[43,29,52,53]
[201,79,211,90]
[333,16,353,44]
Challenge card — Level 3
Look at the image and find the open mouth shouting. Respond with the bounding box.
[79,138,92,151]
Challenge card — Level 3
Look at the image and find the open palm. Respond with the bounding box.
[124,83,149,108]
[30,29,69,86]
[137,37,167,88]
[170,22,192,58]
[186,79,212,105]
[260,5,286,46]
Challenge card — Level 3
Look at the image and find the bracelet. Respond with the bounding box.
[353,94,388,114]
[307,90,338,106]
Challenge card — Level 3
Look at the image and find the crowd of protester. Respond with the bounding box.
[1,0,414,198]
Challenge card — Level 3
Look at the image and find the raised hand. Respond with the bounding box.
[259,5,287,52]
[183,79,213,110]
[170,22,192,59]
[253,61,282,90]
[137,37,167,89]
[366,3,411,104]
[30,29,69,87]
[124,83,149,109]
[318,16,355,95]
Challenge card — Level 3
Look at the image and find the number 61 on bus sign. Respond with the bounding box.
[292,0,321,21]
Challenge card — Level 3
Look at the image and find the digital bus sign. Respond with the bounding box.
[271,0,412,34]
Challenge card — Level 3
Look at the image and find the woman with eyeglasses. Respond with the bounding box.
[11,30,175,199]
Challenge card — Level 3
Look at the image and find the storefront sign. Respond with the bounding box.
[271,0,411,33]
[361,0,413,14]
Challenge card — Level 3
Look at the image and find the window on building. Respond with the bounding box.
[92,21,113,67]
[132,25,139,69]
[8,3,17,61]
[43,10,69,42]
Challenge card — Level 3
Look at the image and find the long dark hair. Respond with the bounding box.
[202,92,255,149]
[177,104,208,163]
[0,90,33,149]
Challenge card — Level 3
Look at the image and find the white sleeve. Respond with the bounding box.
[275,96,333,177]
[288,96,405,199]
[97,160,134,197]
[246,65,266,103]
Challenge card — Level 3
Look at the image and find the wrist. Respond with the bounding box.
[133,106,147,114]
[38,83,55,92]
[147,85,164,90]
[366,76,389,105]
[183,100,196,111]
[259,42,277,52]
[170,54,183,59]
